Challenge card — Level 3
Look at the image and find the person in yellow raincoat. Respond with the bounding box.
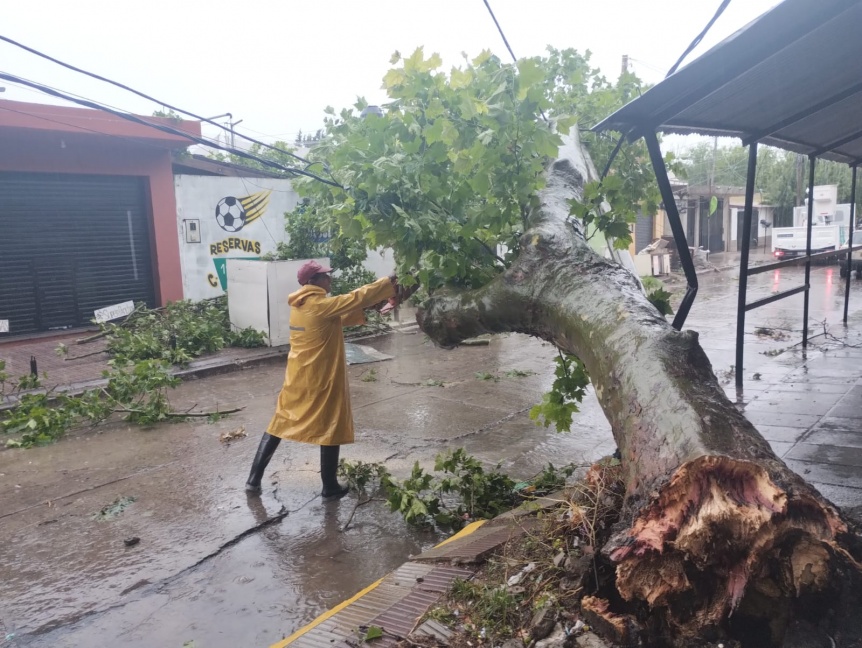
[245,260,399,500]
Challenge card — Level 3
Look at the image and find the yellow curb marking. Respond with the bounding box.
[270,519,487,648]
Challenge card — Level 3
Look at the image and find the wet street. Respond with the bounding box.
[2,263,861,647]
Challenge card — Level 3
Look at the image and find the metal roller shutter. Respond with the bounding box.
[0,172,155,336]
[634,212,654,253]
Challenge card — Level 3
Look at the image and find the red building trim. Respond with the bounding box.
[0,99,201,305]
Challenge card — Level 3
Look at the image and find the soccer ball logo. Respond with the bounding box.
[215,196,247,232]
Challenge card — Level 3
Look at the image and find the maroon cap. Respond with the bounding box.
[297,260,332,285]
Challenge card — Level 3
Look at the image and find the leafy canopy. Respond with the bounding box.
[292,47,663,293]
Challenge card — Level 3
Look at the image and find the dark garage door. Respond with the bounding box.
[0,172,155,336]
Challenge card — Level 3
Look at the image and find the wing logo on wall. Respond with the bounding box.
[214,190,272,233]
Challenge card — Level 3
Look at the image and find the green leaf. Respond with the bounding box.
[382,68,406,89]
[362,626,384,642]
[516,58,544,100]
[450,67,473,90]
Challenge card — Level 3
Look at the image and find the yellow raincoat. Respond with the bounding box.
[266,277,395,445]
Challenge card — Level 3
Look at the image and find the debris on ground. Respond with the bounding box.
[754,327,791,341]
[93,496,136,521]
[401,459,625,648]
[219,426,247,444]
[461,338,491,347]
[123,536,141,547]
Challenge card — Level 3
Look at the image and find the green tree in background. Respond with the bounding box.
[680,142,859,227]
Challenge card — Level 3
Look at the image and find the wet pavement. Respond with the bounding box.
[1,264,861,647]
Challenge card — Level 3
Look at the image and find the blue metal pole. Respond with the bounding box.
[803,156,816,348]
[844,165,858,324]
[735,142,759,388]
[644,131,698,330]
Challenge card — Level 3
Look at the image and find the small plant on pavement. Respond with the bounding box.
[2,392,78,448]
[101,297,265,366]
[1,360,240,448]
[384,449,576,531]
[0,360,7,397]
[338,450,577,533]
[505,369,534,378]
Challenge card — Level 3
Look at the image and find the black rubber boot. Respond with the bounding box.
[320,445,349,501]
[245,433,281,494]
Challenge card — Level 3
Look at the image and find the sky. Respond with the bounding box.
[0,0,781,154]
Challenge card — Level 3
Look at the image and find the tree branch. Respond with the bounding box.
[472,236,508,266]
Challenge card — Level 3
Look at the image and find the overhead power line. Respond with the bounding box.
[480,0,548,124]
[481,0,518,65]
[0,33,315,168]
[666,0,732,77]
[0,70,343,188]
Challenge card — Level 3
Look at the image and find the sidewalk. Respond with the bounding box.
[0,322,407,406]
[706,248,777,270]
[0,331,291,406]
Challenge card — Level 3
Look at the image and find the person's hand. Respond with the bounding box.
[369,299,389,312]
[377,274,419,315]
[394,275,419,301]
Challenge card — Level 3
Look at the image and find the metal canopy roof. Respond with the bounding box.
[594,0,862,165]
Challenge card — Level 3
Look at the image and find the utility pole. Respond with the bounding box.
[229,119,243,149]
[709,136,718,191]
[621,54,629,76]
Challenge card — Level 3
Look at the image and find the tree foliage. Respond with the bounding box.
[263,202,377,296]
[291,47,668,294]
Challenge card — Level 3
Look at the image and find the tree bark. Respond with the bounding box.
[416,129,861,645]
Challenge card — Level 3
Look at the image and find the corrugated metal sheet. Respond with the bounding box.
[284,563,474,648]
[0,172,154,335]
[593,0,862,165]
[411,517,541,563]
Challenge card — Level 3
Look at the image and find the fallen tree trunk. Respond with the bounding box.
[417,129,862,646]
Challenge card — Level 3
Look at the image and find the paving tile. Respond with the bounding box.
[763,382,853,395]
[755,425,809,443]
[805,483,862,509]
[829,391,862,419]
[786,443,862,467]
[768,441,794,458]
[829,404,862,419]
[744,411,820,429]
[785,459,862,489]
[803,423,862,449]
[743,391,843,416]
[782,372,860,385]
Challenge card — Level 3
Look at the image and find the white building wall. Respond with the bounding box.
[175,174,397,301]
[175,175,299,301]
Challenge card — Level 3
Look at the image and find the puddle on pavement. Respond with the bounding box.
[20,497,439,648]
